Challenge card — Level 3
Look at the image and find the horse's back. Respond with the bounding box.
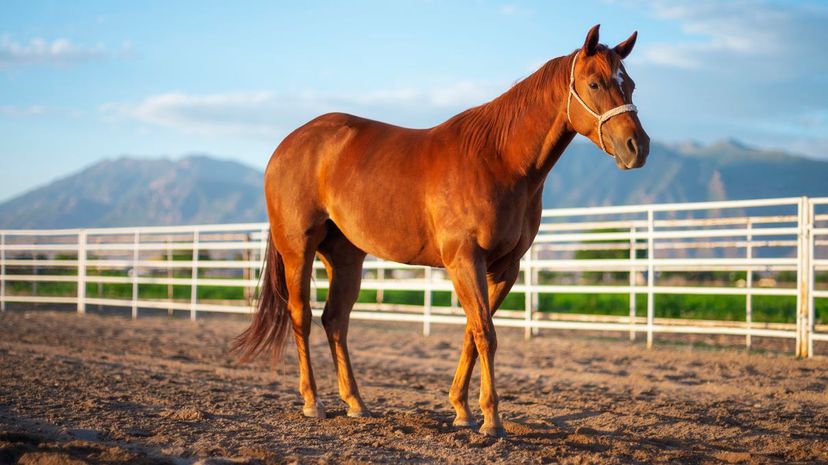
[265,113,440,264]
[265,112,426,198]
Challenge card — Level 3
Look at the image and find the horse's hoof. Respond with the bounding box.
[479,425,507,438]
[302,408,326,419]
[452,418,478,428]
[347,409,372,418]
[302,403,326,419]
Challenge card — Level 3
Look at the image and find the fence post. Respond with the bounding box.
[191,230,199,321]
[807,199,815,358]
[524,243,533,340]
[1,232,5,312]
[77,231,87,314]
[423,266,432,336]
[629,225,636,341]
[745,218,752,350]
[795,201,802,356]
[131,231,139,319]
[795,197,812,358]
[167,237,173,316]
[646,208,655,349]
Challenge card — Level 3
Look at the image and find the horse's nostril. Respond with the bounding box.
[626,138,637,155]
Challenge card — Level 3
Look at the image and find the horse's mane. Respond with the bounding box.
[442,52,575,158]
[444,46,619,163]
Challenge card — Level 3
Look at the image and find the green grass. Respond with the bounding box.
[6,279,826,325]
[314,287,817,324]
[12,251,825,325]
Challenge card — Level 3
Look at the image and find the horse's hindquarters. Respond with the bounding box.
[265,113,441,266]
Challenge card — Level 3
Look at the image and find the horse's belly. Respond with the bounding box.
[327,202,441,267]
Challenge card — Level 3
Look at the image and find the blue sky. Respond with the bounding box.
[1,0,827,201]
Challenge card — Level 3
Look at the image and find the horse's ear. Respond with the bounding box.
[614,31,637,59]
[582,24,600,56]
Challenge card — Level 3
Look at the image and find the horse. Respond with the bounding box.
[233,24,649,438]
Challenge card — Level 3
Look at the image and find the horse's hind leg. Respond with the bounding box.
[317,226,369,417]
[278,226,328,418]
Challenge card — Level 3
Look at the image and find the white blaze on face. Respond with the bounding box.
[614,66,626,99]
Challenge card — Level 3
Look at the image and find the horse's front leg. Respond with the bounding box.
[449,326,478,427]
[445,243,507,437]
[449,260,520,430]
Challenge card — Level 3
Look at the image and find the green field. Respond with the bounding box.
[7,279,826,324]
[6,247,825,324]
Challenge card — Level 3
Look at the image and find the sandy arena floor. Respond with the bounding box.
[0,309,826,464]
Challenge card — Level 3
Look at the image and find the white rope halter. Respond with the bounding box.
[566,52,637,154]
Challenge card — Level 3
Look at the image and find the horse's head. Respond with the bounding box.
[567,24,650,170]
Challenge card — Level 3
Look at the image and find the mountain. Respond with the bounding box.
[1,140,827,228]
[0,155,266,228]
[542,139,828,207]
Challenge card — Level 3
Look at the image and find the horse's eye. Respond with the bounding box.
[588,82,599,90]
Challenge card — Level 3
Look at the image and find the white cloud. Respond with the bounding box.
[0,35,125,67]
[0,105,46,116]
[100,81,506,137]
[627,1,828,76]
[101,92,278,136]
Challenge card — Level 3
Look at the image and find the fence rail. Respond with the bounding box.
[1,196,826,357]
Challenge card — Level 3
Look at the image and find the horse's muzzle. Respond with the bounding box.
[614,131,650,170]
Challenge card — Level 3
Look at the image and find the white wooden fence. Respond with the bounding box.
[1,196,826,357]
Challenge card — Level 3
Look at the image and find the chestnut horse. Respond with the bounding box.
[234,25,649,437]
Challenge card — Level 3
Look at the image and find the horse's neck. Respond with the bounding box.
[525,113,578,194]
[475,54,577,193]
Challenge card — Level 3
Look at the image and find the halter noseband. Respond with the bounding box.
[566,52,637,155]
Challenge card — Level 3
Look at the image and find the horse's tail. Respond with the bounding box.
[231,234,291,363]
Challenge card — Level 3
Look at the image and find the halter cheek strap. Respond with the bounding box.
[566,53,637,155]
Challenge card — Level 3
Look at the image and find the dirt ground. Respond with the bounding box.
[0,310,826,465]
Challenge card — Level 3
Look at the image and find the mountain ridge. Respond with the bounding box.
[0,155,266,228]
[1,141,827,228]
